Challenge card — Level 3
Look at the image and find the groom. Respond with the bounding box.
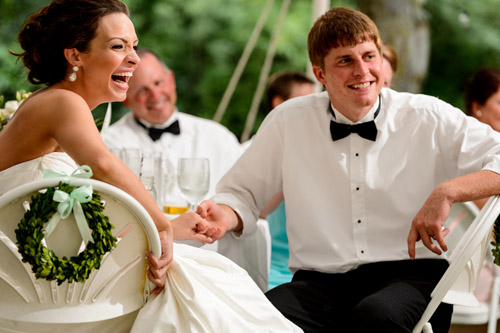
[188,6,500,332]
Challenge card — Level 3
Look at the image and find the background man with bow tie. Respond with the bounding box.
[181,6,500,332]
[101,48,242,228]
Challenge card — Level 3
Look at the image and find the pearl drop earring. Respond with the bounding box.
[69,66,79,82]
[476,110,483,117]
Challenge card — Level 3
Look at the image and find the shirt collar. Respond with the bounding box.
[329,96,381,125]
[136,108,179,129]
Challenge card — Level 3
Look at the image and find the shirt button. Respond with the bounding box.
[358,220,361,224]
[355,153,359,157]
[361,250,364,254]
[356,187,360,191]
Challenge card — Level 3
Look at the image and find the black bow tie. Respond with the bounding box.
[329,97,380,142]
[135,118,181,141]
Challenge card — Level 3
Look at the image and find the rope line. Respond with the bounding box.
[240,0,291,142]
[212,0,275,123]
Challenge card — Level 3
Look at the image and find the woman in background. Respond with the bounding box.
[465,68,500,210]
[464,67,500,303]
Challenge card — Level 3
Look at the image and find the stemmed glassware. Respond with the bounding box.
[177,158,210,211]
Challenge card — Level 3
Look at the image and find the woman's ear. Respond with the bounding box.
[63,48,84,67]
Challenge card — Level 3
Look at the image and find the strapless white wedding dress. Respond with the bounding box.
[0,152,302,333]
[0,152,77,196]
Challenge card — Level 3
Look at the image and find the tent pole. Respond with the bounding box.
[307,0,331,91]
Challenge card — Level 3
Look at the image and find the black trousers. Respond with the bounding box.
[265,259,453,333]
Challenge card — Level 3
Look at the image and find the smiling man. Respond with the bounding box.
[179,6,500,332]
[101,49,242,217]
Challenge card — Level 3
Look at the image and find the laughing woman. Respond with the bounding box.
[0,0,177,293]
[0,1,302,331]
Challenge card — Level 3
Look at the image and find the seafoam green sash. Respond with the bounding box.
[42,165,95,245]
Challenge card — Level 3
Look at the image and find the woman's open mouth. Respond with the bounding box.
[112,72,133,84]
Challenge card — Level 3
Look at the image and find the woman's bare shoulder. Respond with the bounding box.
[23,88,89,113]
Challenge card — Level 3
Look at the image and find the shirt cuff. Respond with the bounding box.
[211,192,258,238]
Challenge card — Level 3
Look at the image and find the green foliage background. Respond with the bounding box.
[1,0,499,139]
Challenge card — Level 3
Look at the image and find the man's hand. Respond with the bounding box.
[171,211,219,244]
[147,230,173,294]
[196,200,232,241]
[170,200,240,243]
[407,187,452,259]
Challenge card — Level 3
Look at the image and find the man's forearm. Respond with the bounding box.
[440,170,500,204]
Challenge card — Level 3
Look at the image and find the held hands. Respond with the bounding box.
[407,188,452,259]
[170,200,229,244]
[196,200,232,241]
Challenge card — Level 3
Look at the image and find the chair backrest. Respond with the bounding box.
[0,178,161,331]
[443,201,480,253]
[413,196,500,333]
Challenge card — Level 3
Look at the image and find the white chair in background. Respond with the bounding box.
[0,178,161,332]
[413,195,500,333]
[447,201,500,333]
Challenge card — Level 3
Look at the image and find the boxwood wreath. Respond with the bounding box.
[15,181,117,284]
[492,216,500,266]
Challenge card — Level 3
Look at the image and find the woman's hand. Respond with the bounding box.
[171,211,218,243]
[147,230,173,294]
[170,201,240,243]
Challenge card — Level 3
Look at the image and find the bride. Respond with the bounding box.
[0,0,301,332]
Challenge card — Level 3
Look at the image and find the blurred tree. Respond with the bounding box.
[0,0,46,99]
[357,0,430,93]
[421,0,500,110]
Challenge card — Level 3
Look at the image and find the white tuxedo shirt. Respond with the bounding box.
[213,88,500,274]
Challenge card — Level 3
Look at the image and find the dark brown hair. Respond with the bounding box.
[12,0,129,86]
[266,71,314,112]
[464,68,500,116]
[307,7,380,69]
[381,40,398,72]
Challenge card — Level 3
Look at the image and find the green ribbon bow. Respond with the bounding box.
[43,165,95,245]
[43,165,93,183]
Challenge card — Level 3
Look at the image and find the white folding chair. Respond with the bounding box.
[413,195,500,333]
[447,201,500,333]
[0,178,161,332]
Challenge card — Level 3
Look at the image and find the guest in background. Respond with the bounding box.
[465,68,500,136]
[464,68,500,210]
[381,40,398,88]
[101,49,242,227]
[463,67,500,304]
[265,71,317,114]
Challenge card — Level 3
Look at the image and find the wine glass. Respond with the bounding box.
[177,158,210,211]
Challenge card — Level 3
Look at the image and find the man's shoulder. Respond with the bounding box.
[101,112,140,142]
[178,112,237,136]
[177,112,242,152]
[270,91,330,122]
[107,112,135,129]
[280,91,329,109]
[382,88,458,115]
